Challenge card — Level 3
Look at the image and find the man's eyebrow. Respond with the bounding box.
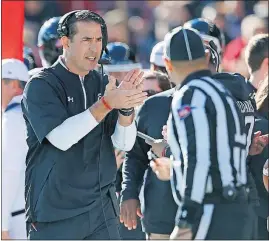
[82,36,103,40]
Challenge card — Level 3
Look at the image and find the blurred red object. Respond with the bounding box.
[2,1,24,60]
[222,37,248,75]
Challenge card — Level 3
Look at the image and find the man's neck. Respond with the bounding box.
[172,66,208,86]
[61,55,89,77]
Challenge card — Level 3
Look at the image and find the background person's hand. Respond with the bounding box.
[150,157,171,181]
[249,132,268,156]
[120,199,143,230]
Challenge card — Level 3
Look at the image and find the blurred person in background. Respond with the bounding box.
[143,71,173,96]
[149,41,167,74]
[102,42,142,82]
[103,9,129,44]
[120,48,176,240]
[222,14,267,78]
[246,35,269,239]
[28,16,62,78]
[23,1,63,66]
[23,46,37,71]
[249,76,269,239]
[101,41,145,240]
[245,33,269,90]
[2,59,30,240]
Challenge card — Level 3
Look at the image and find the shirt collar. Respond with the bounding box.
[58,56,85,81]
[177,69,212,90]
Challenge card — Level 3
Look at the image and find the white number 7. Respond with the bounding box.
[245,116,255,153]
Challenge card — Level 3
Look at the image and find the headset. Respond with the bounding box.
[58,10,113,239]
[57,10,111,64]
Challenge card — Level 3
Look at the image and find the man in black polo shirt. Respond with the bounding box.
[22,10,147,240]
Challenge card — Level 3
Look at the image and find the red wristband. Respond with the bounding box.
[162,147,166,157]
[101,96,112,110]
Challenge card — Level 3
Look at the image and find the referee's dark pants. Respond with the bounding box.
[27,189,121,240]
[191,187,253,240]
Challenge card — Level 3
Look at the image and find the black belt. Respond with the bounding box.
[203,186,248,204]
[11,209,25,217]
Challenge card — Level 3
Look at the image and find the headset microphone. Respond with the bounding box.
[98,48,111,65]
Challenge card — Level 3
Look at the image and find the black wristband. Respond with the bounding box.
[119,108,134,116]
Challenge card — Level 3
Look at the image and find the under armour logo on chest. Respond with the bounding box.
[67,96,74,102]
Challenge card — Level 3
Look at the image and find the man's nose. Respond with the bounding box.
[89,40,98,51]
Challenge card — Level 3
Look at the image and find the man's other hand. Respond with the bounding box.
[120,199,143,230]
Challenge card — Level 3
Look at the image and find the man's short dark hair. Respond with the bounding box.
[66,10,104,40]
[245,34,269,73]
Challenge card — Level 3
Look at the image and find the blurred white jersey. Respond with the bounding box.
[2,95,28,239]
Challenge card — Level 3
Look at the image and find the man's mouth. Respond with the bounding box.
[86,56,96,61]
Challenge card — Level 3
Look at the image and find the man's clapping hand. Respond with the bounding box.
[118,69,144,91]
[104,74,147,109]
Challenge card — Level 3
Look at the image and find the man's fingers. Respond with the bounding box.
[126,211,136,230]
[128,69,142,84]
[132,71,144,86]
[137,207,143,218]
[107,75,117,89]
[122,69,138,83]
[119,207,126,223]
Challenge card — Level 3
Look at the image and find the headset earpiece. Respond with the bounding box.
[57,10,108,57]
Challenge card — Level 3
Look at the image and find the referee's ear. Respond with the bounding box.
[163,57,172,72]
[205,49,211,66]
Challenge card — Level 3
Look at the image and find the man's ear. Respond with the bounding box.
[163,57,173,72]
[61,36,70,50]
[261,57,269,76]
[205,49,211,65]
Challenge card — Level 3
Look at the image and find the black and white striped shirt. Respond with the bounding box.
[167,70,248,224]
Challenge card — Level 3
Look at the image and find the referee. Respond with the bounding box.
[163,27,252,240]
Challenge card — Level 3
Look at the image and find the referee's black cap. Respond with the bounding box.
[163,26,206,61]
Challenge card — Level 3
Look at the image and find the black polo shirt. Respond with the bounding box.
[22,59,118,222]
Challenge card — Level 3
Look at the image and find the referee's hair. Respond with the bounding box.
[245,34,269,73]
[255,75,268,115]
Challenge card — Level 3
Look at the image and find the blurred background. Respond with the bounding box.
[23,0,268,78]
